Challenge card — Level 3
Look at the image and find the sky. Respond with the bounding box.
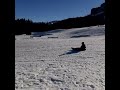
[15,0,105,22]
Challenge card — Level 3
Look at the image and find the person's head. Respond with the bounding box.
[82,42,84,44]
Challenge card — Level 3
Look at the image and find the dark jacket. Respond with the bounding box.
[80,43,86,50]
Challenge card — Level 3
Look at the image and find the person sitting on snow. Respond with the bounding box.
[80,42,86,51]
[71,42,86,51]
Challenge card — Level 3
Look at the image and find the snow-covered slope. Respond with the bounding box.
[31,25,105,39]
[15,25,105,90]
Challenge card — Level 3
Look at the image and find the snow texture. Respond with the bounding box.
[15,25,105,90]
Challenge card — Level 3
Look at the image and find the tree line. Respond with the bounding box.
[15,3,105,35]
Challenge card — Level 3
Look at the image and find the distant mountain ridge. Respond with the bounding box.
[48,2,105,28]
[91,3,105,17]
[15,2,105,35]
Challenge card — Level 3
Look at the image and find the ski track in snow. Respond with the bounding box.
[15,25,105,90]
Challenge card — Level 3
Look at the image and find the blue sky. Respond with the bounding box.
[15,0,105,22]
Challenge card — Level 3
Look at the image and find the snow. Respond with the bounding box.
[15,25,105,90]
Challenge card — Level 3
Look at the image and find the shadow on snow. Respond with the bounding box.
[59,49,82,56]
